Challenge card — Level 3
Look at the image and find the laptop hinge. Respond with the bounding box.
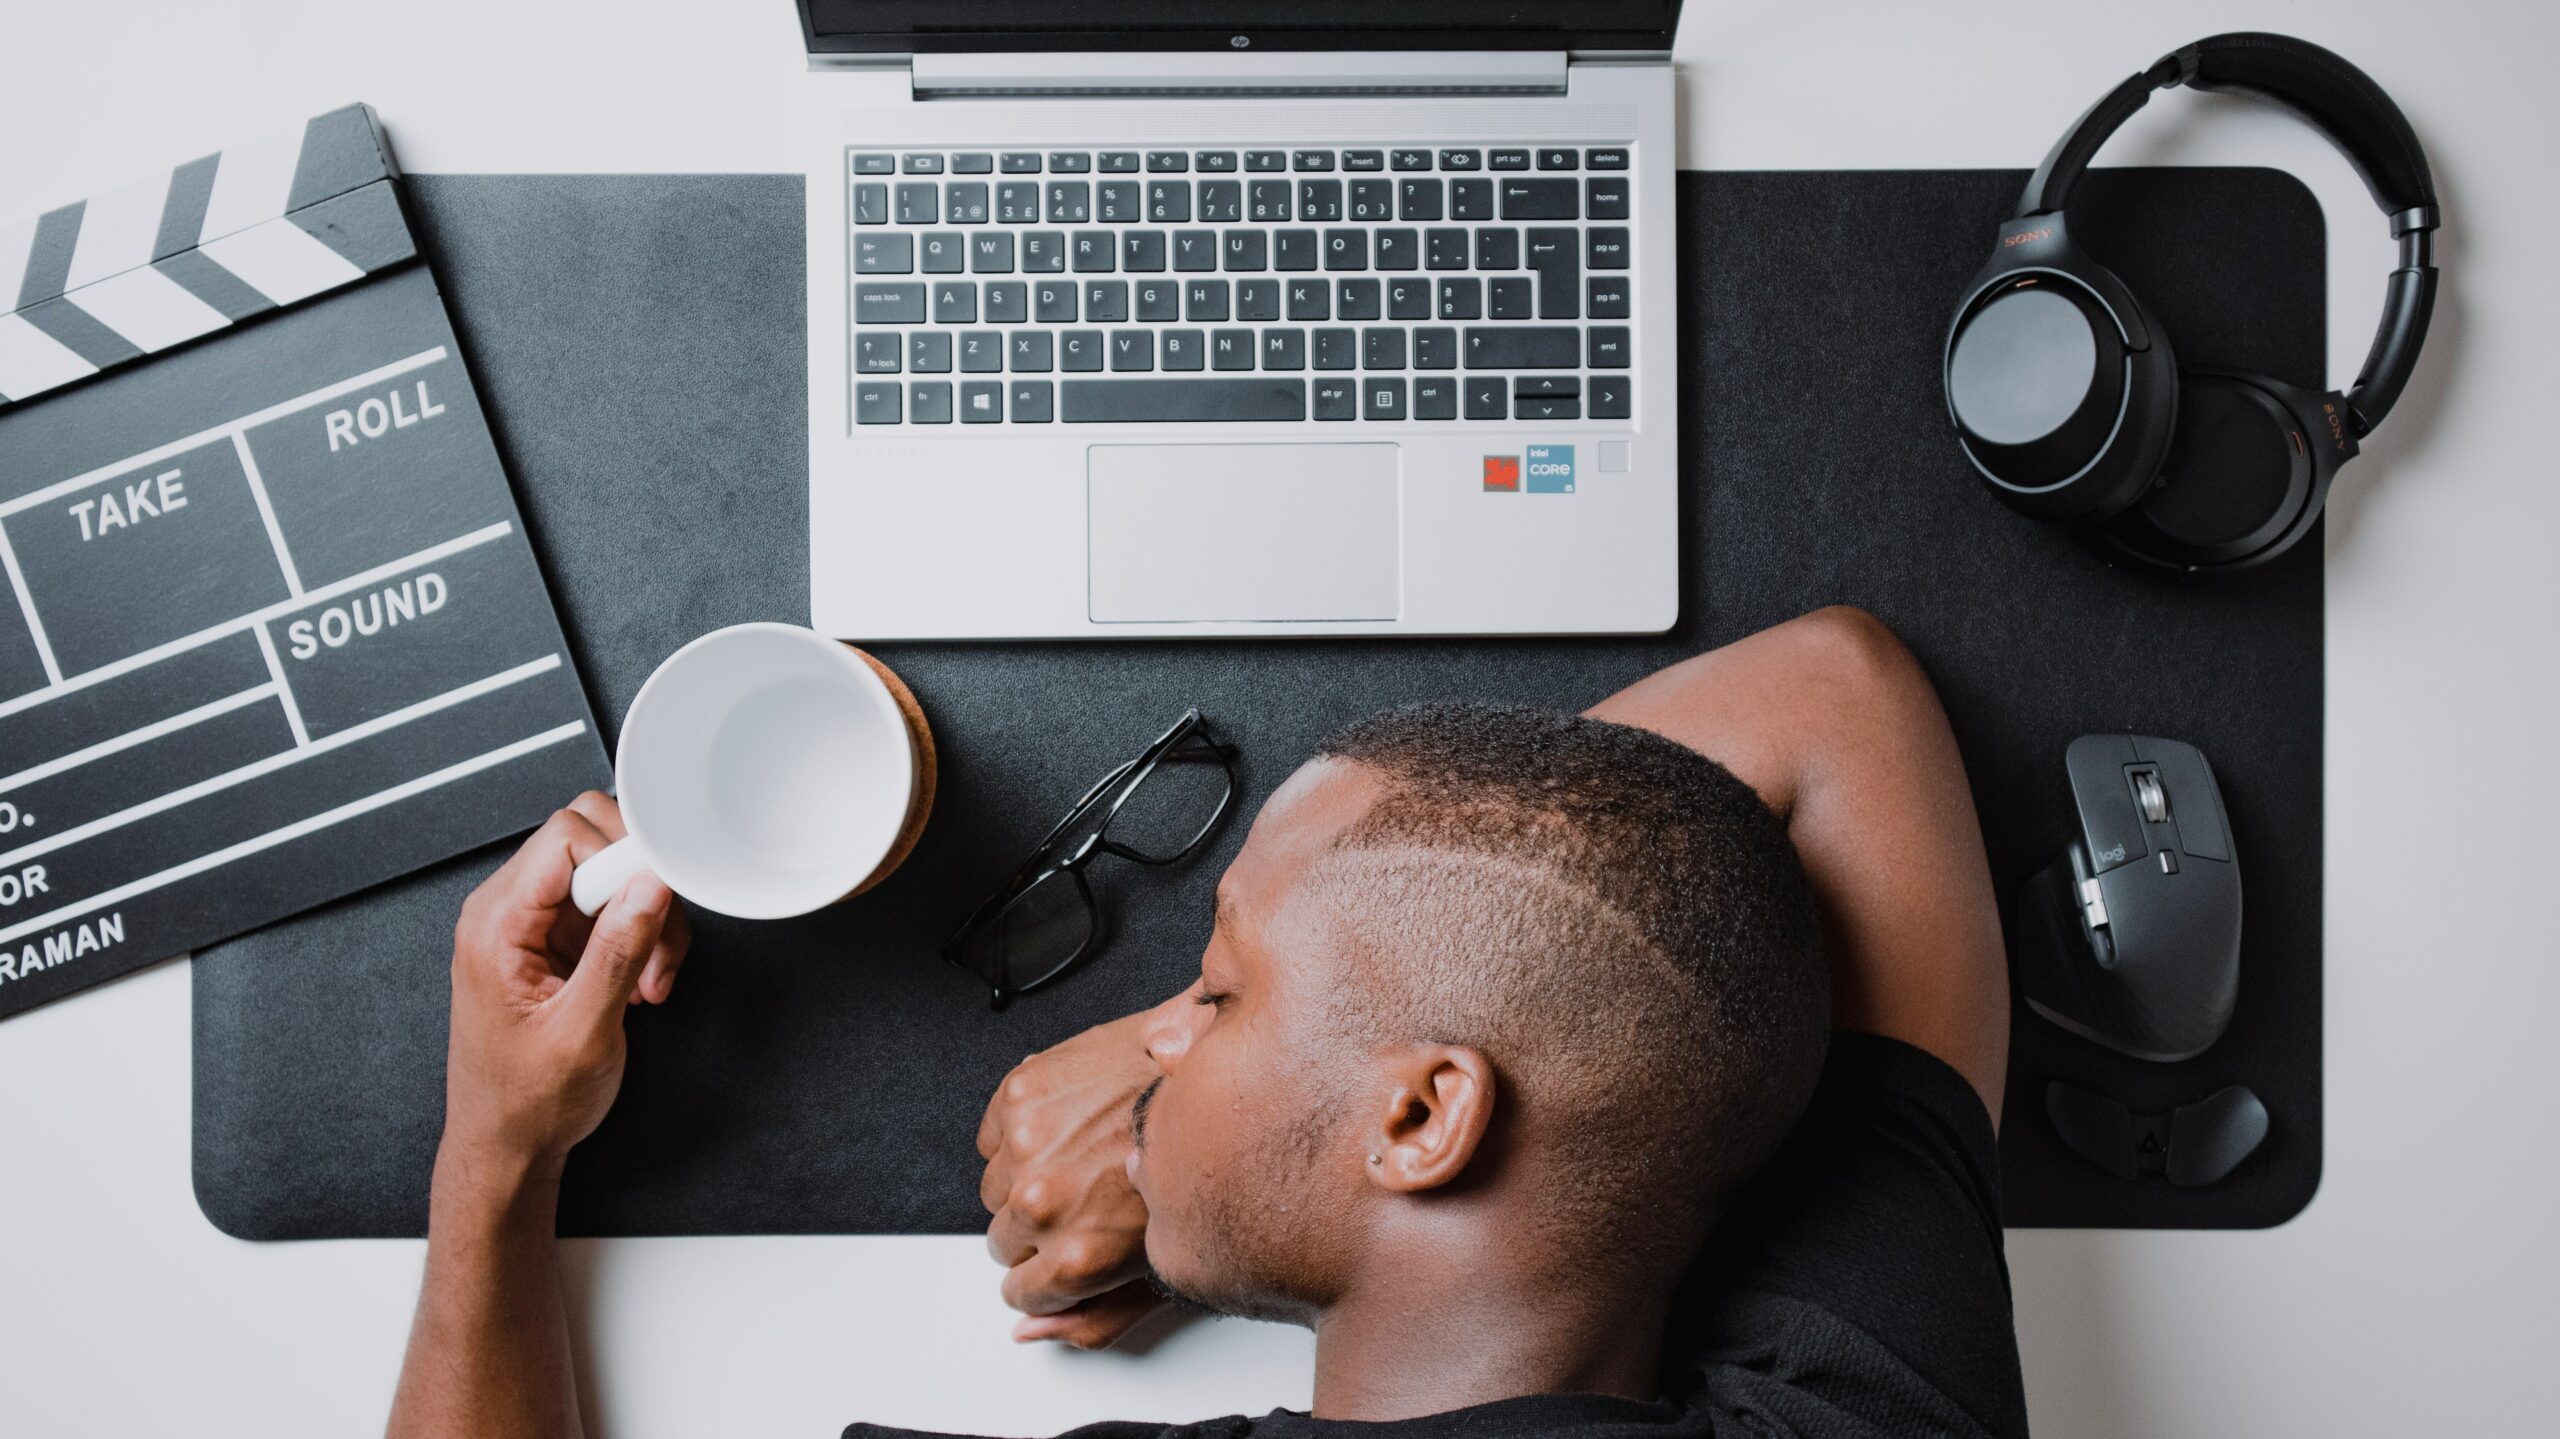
[907,51,1570,99]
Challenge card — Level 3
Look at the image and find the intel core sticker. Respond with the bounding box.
[1482,456,1520,492]
[1525,445,1576,494]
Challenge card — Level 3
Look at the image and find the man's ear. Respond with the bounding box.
[1365,1046,1495,1193]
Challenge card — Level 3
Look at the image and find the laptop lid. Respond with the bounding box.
[796,2,1682,57]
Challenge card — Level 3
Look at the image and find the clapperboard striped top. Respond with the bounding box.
[0,105,415,410]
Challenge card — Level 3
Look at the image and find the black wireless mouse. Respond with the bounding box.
[2014,735,2242,1062]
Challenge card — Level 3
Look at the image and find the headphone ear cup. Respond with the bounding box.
[1946,265,2179,524]
[2094,371,2327,573]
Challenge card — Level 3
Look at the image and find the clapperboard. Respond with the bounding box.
[0,105,610,1019]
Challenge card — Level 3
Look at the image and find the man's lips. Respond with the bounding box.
[1130,1076,1163,1149]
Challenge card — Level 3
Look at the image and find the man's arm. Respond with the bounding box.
[1587,605,2008,1125]
[388,794,690,1439]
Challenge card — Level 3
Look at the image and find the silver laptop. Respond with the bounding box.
[799,3,1684,640]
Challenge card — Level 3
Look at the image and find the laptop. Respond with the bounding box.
[799,3,1684,640]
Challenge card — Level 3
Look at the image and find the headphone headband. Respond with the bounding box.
[2016,33,2440,436]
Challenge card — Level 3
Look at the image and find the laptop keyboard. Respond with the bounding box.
[844,146,1635,427]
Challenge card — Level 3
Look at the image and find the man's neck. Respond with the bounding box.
[1308,1248,1672,1423]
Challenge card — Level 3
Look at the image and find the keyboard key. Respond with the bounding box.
[1237,279,1282,321]
[1063,379,1308,422]
[910,381,953,423]
[1439,148,1483,171]
[1450,178,1495,220]
[1525,227,1580,318]
[1399,179,1444,222]
[856,233,914,273]
[1519,396,1581,420]
[1172,231,1219,272]
[997,182,1041,223]
[903,154,945,174]
[1376,229,1420,272]
[1147,181,1193,223]
[856,283,927,323]
[1049,152,1093,173]
[1101,151,1142,173]
[1010,331,1054,372]
[1588,327,1632,368]
[1287,278,1330,321]
[1588,276,1632,318]
[1349,179,1394,221]
[1275,230,1319,271]
[1147,151,1189,172]
[1438,278,1483,320]
[1391,148,1433,171]
[1516,375,1580,398]
[910,332,953,372]
[1299,180,1344,221]
[1161,330,1205,371]
[1337,278,1382,320]
[1085,280,1130,322]
[1263,328,1306,370]
[1464,326,1579,368]
[1033,280,1078,322]
[853,153,896,175]
[1134,280,1179,323]
[1248,180,1293,221]
[1364,328,1407,369]
[1588,227,1631,270]
[1314,378,1357,420]
[1426,229,1470,270]
[1024,233,1066,273]
[1110,330,1155,371]
[1199,182,1243,223]
[1476,228,1520,270]
[857,382,902,423]
[1587,177,1632,221]
[856,333,902,373]
[1245,150,1289,172]
[854,183,890,225]
[1415,376,1458,419]
[1212,329,1256,370]
[896,183,939,224]
[1490,149,1533,171]
[921,233,965,273]
[970,233,1015,273]
[1537,148,1578,171]
[1465,377,1509,419]
[1071,233,1115,272]
[1122,230,1168,273]
[1002,152,1045,173]
[952,153,995,174]
[1323,229,1369,271]
[1344,150,1386,172]
[1586,148,1630,170]
[961,381,1004,422]
[1224,231,1269,271]
[1415,328,1458,369]
[1185,280,1231,321]
[1197,151,1240,172]
[1011,380,1055,422]
[1046,182,1091,223]
[1293,149,1337,171]
[1364,377,1408,419]
[1488,277,1534,319]
[1388,278,1433,320]
[1590,375,1632,419]
[960,331,1003,372]
[1061,330,1104,371]
[1500,178,1579,219]
[1098,181,1142,222]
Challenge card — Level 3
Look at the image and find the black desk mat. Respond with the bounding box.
[192,169,2323,1236]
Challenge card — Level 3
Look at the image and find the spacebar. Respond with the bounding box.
[1062,379,1307,423]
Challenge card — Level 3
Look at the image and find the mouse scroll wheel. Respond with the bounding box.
[2132,770,2169,824]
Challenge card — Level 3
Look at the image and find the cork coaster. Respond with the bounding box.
[848,647,937,897]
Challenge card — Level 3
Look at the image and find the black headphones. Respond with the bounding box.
[1943,33,2440,575]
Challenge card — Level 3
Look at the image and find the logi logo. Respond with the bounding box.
[1483,456,1521,492]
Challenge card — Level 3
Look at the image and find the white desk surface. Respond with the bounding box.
[3,2,2552,1434]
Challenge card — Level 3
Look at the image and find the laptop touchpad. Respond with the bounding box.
[1088,445,1401,623]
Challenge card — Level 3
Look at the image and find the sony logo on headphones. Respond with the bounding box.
[2002,227,2056,248]
[2322,402,2350,452]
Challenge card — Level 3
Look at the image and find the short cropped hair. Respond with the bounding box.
[1306,701,1829,1266]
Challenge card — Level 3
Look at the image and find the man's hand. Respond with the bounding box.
[443,791,692,1170]
[978,999,1177,1348]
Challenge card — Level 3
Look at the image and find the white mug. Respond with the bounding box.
[570,623,924,920]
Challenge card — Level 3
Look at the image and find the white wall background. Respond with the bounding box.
[1,2,2552,1435]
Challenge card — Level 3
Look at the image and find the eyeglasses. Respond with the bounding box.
[943,710,1239,1008]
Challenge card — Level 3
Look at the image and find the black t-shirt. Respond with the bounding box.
[847,1033,2027,1439]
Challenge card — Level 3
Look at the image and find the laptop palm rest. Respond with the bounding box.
[1088,445,1401,623]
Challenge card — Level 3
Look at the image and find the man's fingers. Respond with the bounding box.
[999,1235,1145,1317]
[1011,1283,1165,1349]
[483,802,621,916]
[559,874,672,1025]
[565,790,629,844]
[633,900,693,1004]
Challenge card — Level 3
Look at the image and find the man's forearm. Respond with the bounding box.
[387,1143,582,1439]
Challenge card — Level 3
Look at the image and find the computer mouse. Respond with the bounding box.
[2013,734,2242,1062]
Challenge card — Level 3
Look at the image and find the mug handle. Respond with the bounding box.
[571,835,657,918]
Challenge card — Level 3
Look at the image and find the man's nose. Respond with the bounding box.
[1141,989,1199,1070]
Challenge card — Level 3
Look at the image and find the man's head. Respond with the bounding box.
[1127,702,1829,1326]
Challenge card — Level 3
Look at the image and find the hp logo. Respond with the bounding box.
[1231,35,1251,48]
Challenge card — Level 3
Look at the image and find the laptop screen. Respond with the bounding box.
[799,2,1682,55]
